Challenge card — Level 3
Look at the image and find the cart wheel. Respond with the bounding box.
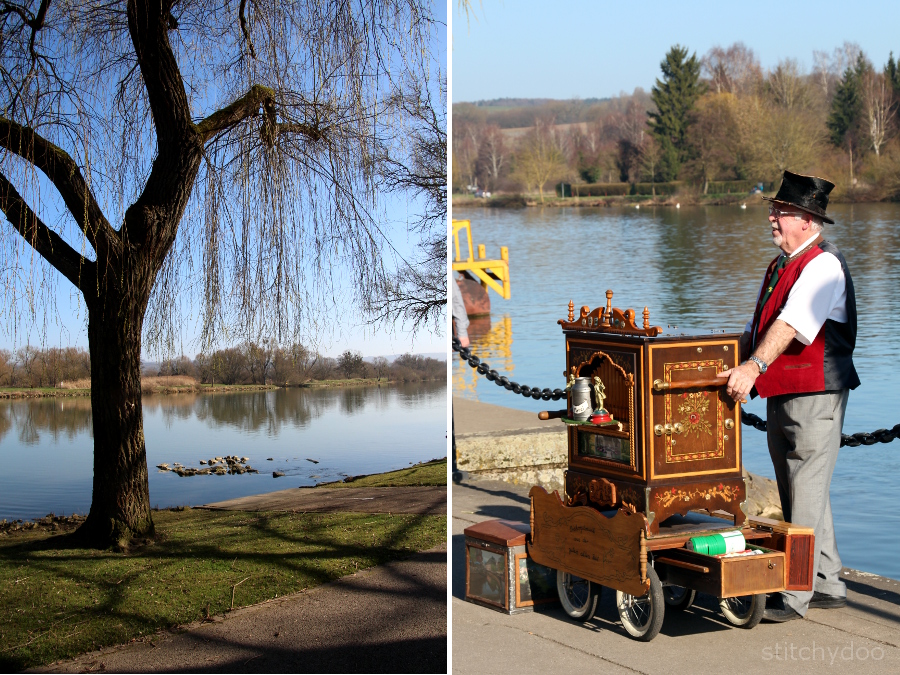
[615,566,664,641]
[556,570,599,622]
[719,593,766,628]
[663,585,696,611]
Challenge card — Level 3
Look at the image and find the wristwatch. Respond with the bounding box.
[747,355,768,374]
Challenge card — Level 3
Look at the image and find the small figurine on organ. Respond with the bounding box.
[591,376,612,423]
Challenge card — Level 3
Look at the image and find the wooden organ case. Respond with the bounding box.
[558,291,747,535]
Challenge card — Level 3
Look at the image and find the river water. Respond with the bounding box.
[0,382,446,522]
[453,202,900,580]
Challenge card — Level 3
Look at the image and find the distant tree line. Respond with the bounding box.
[0,347,91,388]
[0,343,444,389]
[453,42,900,202]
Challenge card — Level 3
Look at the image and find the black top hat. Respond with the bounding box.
[762,171,835,224]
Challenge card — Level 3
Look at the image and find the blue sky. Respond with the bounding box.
[1,2,447,361]
[451,0,899,102]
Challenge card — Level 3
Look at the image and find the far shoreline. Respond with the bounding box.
[452,192,898,209]
[0,376,444,400]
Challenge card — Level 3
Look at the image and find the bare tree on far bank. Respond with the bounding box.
[0,1,438,547]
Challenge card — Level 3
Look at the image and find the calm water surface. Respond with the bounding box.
[453,203,900,580]
[0,382,446,521]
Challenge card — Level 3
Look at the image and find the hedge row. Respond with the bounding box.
[562,180,776,198]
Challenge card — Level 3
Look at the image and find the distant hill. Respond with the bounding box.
[453,91,651,129]
[366,352,446,363]
[460,97,610,108]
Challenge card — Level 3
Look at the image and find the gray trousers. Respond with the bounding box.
[766,389,848,615]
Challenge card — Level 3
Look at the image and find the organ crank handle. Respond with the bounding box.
[538,410,567,420]
[652,376,747,404]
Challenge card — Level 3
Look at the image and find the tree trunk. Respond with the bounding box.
[848,142,854,190]
[77,273,154,547]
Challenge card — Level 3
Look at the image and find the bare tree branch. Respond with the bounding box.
[0,169,92,289]
[196,84,275,142]
[0,116,117,253]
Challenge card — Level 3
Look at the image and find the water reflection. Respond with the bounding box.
[0,381,446,521]
[453,203,900,579]
[0,398,93,446]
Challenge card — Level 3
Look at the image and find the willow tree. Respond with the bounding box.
[0,0,436,546]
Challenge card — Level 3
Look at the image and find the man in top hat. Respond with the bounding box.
[718,170,859,622]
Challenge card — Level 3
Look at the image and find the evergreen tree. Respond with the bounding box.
[648,45,706,180]
[827,53,869,187]
[886,52,900,96]
[827,54,867,147]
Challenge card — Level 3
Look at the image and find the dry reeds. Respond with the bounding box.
[58,379,91,390]
[141,376,198,393]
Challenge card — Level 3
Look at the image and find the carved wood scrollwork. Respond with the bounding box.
[566,475,588,506]
[589,478,616,507]
[558,291,662,337]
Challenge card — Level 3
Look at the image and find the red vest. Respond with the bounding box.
[751,239,859,398]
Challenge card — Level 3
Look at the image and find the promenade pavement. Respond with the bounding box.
[451,397,900,674]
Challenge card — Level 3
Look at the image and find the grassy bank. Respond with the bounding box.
[0,504,445,670]
[322,457,446,488]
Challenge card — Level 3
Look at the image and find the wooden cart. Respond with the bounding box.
[526,293,814,641]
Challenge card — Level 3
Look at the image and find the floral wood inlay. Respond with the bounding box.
[654,483,739,509]
[677,392,713,438]
[663,359,726,463]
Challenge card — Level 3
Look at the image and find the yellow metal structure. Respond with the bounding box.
[452,219,511,300]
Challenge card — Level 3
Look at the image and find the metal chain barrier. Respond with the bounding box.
[452,338,567,402]
[452,338,900,448]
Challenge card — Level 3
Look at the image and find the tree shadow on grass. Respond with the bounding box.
[0,510,446,671]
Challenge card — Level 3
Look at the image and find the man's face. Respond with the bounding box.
[768,205,811,253]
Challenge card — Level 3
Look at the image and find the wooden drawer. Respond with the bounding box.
[749,516,815,591]
[655,545,785,598]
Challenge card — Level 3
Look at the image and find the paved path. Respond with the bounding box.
[35,545,446,674]
[199,485,446,515]
[452,396,563,435]
[452,477,900,674]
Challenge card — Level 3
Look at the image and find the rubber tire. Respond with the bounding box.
[556,570,600,622]
[616,566,665,641]
[663,585,696,611]
[719,593,766,628]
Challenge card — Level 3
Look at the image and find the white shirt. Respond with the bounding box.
[745,233,848,345]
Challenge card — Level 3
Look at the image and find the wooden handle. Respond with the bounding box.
[653,377,727,392]
[538,410,567,420]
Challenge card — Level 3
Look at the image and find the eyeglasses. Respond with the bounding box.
[769,205,805,220]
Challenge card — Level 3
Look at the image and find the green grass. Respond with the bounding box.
[0,508,445,670]
[324,458,446,488]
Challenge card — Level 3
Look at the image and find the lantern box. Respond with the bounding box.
[463,520,558,614]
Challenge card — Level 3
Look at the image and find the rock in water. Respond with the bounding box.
[273,471,285,478]
[306,458,319,464]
